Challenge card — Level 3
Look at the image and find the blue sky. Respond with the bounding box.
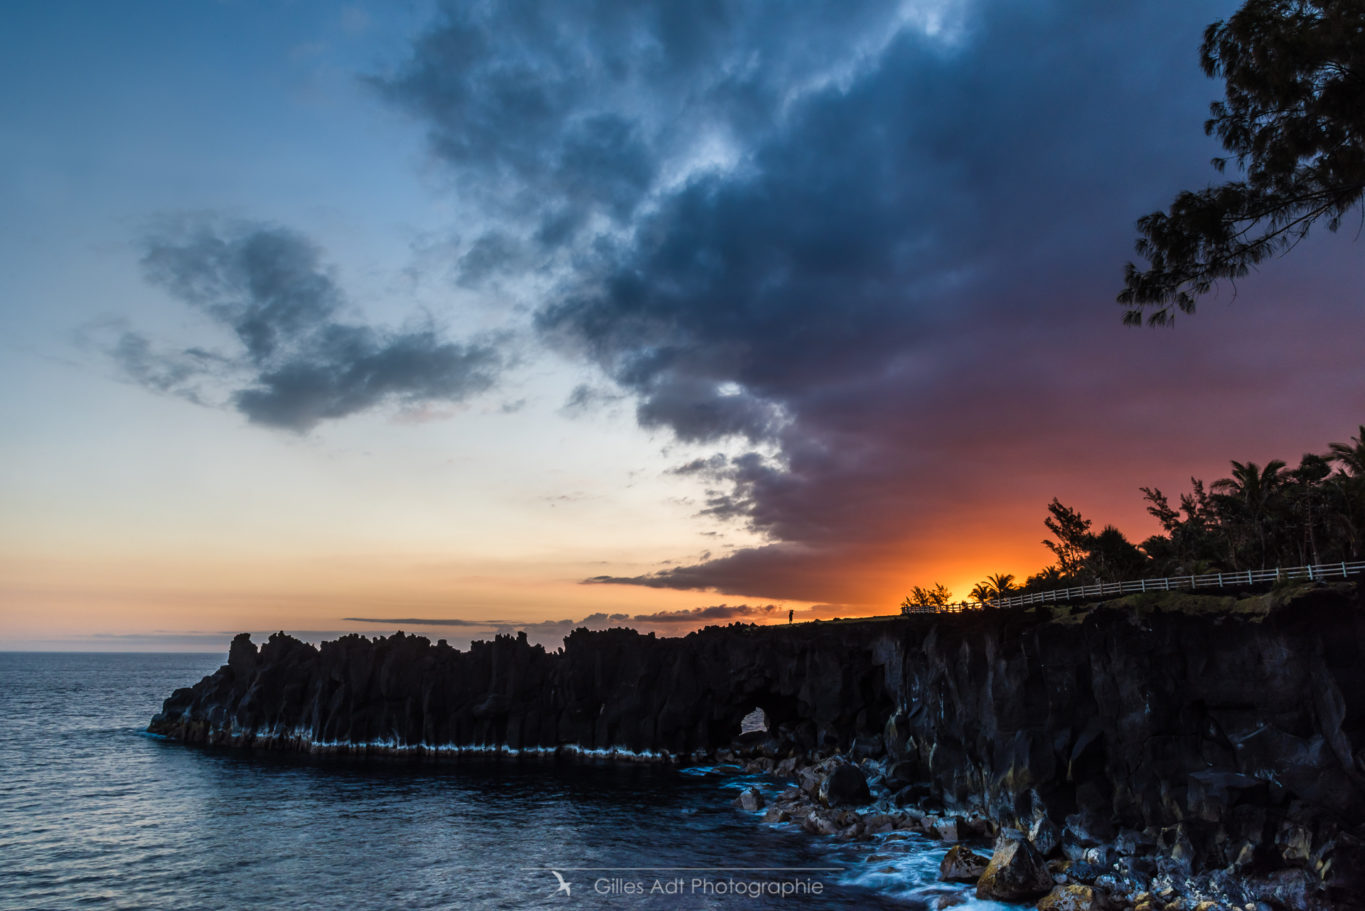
[2,0,1362,650]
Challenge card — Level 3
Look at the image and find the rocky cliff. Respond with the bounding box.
[150,583,1365,905]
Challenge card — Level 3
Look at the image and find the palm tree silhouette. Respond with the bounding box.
[986,573,1016,601]
[1212,459,1286,568]
[1329,426,1365,476]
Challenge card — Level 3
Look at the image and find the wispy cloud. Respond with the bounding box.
[344,617,512,627]
[106,217,503,432]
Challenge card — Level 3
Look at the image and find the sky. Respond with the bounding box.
[2,0,1362,652]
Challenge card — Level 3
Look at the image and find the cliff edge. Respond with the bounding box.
[150,582,1365,905]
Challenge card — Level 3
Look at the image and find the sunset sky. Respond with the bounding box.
[3,0,1362,651]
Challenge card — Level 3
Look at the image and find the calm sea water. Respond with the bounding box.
[0,652,1013,910]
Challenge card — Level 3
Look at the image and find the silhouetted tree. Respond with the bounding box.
[1282,453,1333,564]
[1043,498,1092,579]
[987,573,1017,600]
[1141,479,1223,573]
[1326,425,1365,559]
[1212,459,1287,568]
[1329,425,1365,475]
[1120,0,1365,325]
[1022,565,1064,592]
[902,583,952,612]
[1087,525,1149,581]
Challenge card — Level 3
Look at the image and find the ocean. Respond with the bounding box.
[0,652,1015,910]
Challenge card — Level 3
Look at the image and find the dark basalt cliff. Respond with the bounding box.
[150,583,1365,904]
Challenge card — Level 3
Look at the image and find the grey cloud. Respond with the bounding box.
[559,382,626,416]
[232,324,499,431]
[628,603,778,623]
[378,0,1365,608]
[456,232,529,287]
[121,219,502,432]
[107,331,223,403]
[633,374,783,443]
[373,0,916,273]
[142,223,342,361]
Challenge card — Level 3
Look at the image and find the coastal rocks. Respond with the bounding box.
[976,832,1055,902]
[939,845,990,883]
[818,760,872,807]
[737,787,764,812]
[1030,815,1062,857]
[149,583,1365,907]
[1038,884,1105,911]
[932,817,962,842]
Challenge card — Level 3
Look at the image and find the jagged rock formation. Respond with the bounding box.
[150,583,1365,904]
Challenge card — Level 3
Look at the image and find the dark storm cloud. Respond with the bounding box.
[382,0,1365,604]
[123,219,502,432]
[373,0,917,276]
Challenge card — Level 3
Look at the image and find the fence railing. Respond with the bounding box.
[900,560,1365,615]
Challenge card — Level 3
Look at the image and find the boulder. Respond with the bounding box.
[1038,885,1103,911]
[863,813,898,835]
[801,809,842,836]
[976,833,1055,902]
[939,845,991,883]
[819,761,872,807]
[796,765,823,796]
[934,817,961,842]
[762,806,791,823]
[737,787,764,811]
[1030,815,1062,857]
[930,892,968,910]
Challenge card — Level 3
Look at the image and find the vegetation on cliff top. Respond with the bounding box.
[902,421,1365,610]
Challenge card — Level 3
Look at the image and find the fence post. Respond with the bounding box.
[1308,565,1314,581]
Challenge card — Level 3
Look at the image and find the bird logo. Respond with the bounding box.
[550,871,571,897]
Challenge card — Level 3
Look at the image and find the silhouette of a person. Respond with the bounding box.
[788,609,794,624]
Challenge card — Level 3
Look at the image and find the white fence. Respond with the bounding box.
[900,560,1365,615]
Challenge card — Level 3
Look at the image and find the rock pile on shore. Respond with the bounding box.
[728,745,1356,911]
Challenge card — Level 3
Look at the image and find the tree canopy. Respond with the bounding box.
[1119,0,1365,326]
[900,422,1365,612]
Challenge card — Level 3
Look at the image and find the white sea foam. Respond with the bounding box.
[229,727,674,762]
